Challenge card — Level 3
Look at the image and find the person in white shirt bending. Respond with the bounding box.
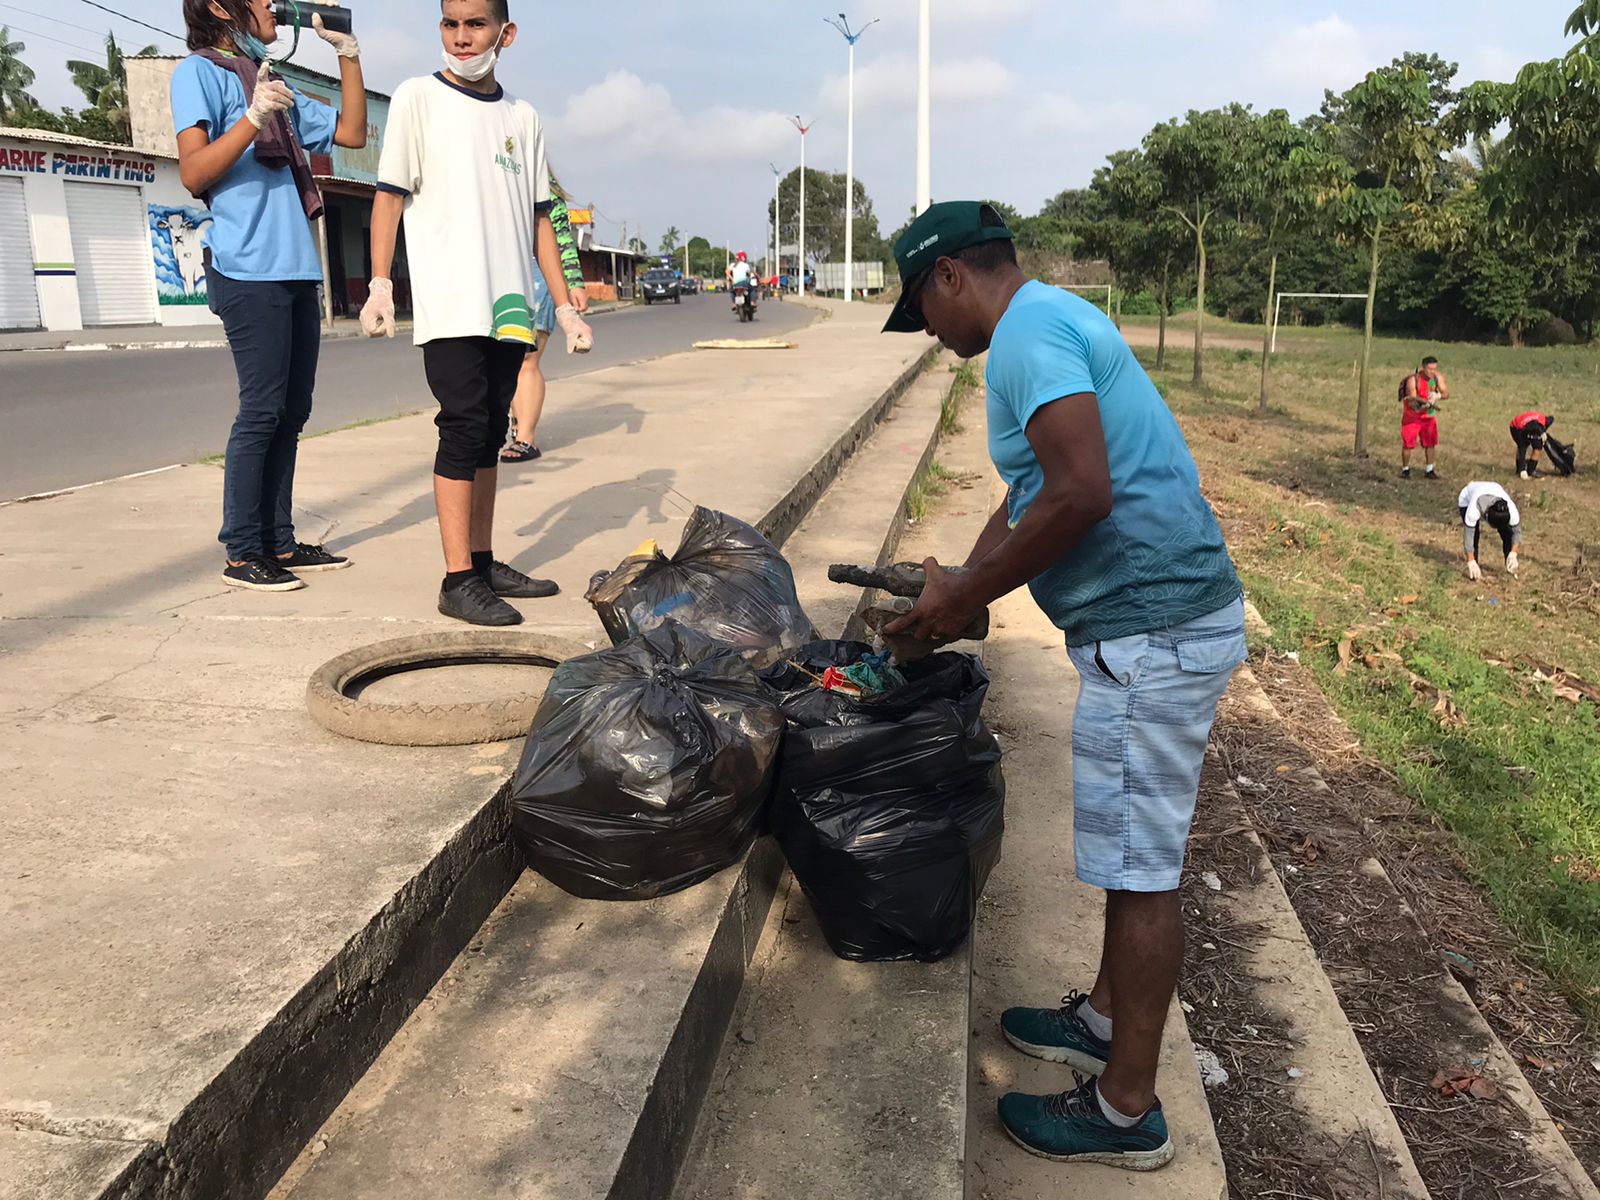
[361,0,593,626]
[1458,481,1525,582]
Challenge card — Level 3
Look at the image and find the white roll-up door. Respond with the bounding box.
[0,177,42,331]
[65,182,157,326]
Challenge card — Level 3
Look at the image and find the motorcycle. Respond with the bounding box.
[732,283,757,324]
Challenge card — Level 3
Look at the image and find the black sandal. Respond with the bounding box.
[500,440,542,463]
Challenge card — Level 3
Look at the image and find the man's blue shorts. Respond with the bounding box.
[1066,597,1247,893]
[530,261,557,338]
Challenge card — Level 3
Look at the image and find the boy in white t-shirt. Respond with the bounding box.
[361,0,593,626]
[1458,480,1524,581]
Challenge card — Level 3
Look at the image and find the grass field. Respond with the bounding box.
[1146,324,1600,1020]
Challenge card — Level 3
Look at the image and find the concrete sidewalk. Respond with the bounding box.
[0,302,631,353]
[0,298,928,1197]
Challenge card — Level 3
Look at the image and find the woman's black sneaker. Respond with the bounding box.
[277,543,351,572]
[482,560,560,599]
[223,558,307,593]
[439,575,524,626]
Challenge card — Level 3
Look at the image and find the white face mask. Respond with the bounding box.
[443,28,504,82]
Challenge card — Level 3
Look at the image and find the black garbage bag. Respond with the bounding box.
[1546,433,1577,477]
[763,641,1005,962]
[511,621,785,901]
[586,507,814,667]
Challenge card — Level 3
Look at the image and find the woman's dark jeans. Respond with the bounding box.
[208,268,322,562]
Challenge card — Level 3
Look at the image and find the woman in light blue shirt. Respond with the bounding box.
[172,0,366,591]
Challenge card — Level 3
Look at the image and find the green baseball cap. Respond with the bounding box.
[882,201,1015,333]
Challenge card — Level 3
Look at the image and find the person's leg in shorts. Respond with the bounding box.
[1400,418,1421,477]
[504,265,558,463]
[998,599,1246,1170]
[1419,416,1440,477]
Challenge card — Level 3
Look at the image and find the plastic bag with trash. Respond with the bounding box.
[762,641,1006,962]
[586,507,814,667]
[511,621,785,901]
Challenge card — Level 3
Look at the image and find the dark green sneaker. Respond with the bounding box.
[998,1075,1174,1170]
[1000,991,1111,1074]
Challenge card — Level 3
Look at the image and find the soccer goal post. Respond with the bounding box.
[1058,284,1114,317]
[1271,292,1368,354]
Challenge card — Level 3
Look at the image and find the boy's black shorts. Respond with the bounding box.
[422,337,528,481]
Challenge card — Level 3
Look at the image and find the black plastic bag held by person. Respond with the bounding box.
[764,642,1006,962]
[511,622,785,901]
[586,507,814,667]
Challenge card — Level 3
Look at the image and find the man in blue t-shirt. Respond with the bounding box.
[884,202,1245,1172]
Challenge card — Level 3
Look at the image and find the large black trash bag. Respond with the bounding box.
[511,622,785,901]
[586,507,814,667]
[763,641,1006,962]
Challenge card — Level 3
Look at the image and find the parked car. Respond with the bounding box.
[641,270,681,305]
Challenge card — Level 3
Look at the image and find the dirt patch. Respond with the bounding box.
[1213,673,1584,1199]
[1244,652,1600,1183]
[1184,759,1394,1198]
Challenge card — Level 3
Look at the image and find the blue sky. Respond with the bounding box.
[3,0,1581,255]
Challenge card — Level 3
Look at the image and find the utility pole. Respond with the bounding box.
[827,14,880,303]
[790,116,812,297]
[916,0,931,213]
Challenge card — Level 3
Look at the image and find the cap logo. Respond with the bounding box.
[911,233,940,256]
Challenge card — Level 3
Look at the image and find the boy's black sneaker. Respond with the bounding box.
[277,543,351,572]
[481,560,560,599]
[223,557,307,593]
[1400,467,1412,479]
[439,575,524,626]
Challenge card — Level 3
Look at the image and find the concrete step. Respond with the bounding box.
[673,356,983,1200]
[266,353,958,1200]
[1189,751,1431,1199]
[1217,665,1600,1200]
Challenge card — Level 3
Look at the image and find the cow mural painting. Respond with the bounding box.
[150,204,214,305]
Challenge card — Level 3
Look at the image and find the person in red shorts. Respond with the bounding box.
[1399,355,1447,480]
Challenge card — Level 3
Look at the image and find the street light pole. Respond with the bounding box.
[770,162,782,290]
[916,0,931,213]
[826,14,879,304]
[790,116,812,297]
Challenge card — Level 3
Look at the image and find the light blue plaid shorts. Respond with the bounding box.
[1066,597,1247,892]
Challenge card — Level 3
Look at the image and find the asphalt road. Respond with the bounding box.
[0,294,814,502]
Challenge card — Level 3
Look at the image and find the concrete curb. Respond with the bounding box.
[128,342,945,1200]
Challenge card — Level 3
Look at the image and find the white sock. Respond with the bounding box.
[1426,465,1437,475]
[1080,999,1113,1042]
[1096,1082,1146,1128]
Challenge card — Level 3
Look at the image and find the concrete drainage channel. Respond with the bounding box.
[60,344,945,1200]
[258,349,964,1200]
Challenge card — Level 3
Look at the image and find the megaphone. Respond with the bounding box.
[272,2,353,34]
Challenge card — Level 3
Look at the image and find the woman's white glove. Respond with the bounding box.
[555,303,594,354]
[1506,551,1520,575]
[246,66,295,130]
[360,278,396,339]
[1466,559,1483,582]
[311,7,361,58]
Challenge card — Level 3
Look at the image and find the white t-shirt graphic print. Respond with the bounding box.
[377,73,552,346]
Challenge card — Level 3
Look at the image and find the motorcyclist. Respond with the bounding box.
[727,251,756,313]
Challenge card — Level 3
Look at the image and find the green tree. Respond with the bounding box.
[1141,104,1258,384]
[0,26,39,125]
[1089,150,1189,370]
[66,32,157,143]
[770,167,886,274]
[1455,6,1600,338]
[658,226,682,257]
[1242,111,1326,409]
[1318,62,1452,455]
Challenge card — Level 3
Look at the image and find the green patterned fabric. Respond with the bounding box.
[548,184,585,293]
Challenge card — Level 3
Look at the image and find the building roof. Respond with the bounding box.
[587,243,650,259]
[0,126,176,160]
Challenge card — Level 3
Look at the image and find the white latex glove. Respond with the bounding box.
[311,8,361,58]
[556,303,593,354]
[1506,551,1520,575]
[246,66,295,130]
[360,278,396,339]
[1466,559,1483,582]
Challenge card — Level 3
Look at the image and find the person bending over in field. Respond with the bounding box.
[1458,480,1523,581]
